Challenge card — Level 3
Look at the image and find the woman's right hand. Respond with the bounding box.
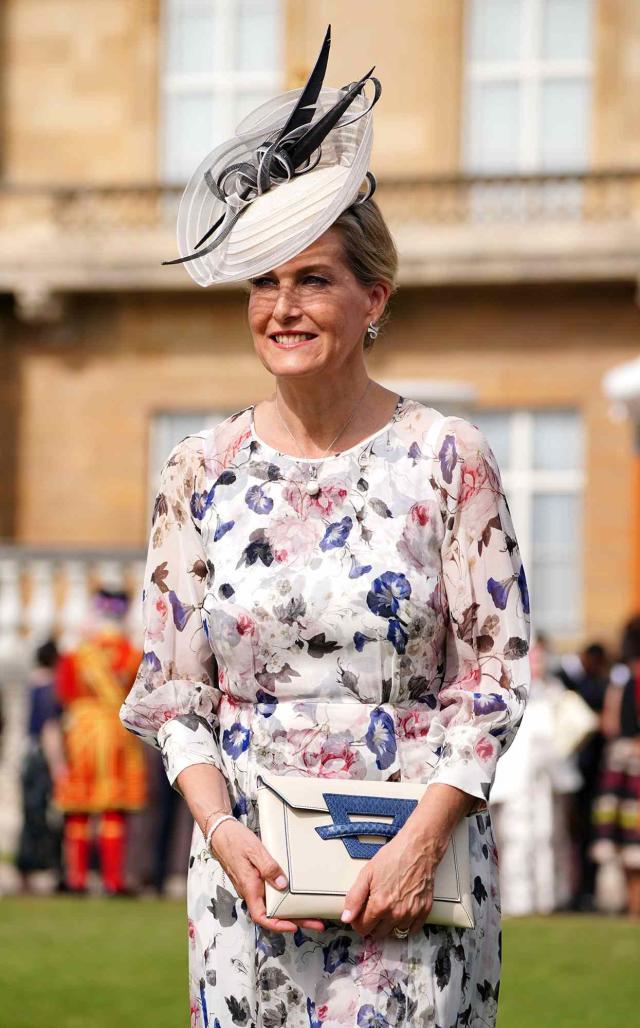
[209,818,325,933]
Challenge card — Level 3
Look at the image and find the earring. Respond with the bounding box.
[367,321,379,340]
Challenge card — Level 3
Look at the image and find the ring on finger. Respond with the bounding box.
[392,924,411,939]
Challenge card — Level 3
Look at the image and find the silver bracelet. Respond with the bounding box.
[205,813,236,851]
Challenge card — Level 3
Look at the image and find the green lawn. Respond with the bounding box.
[0,899,636,1027]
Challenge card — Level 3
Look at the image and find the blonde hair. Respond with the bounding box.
[331,198,398,350]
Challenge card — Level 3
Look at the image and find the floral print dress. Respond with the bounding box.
[120,395,530,1028]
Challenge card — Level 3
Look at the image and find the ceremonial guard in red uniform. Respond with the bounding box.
[54,588,146,894]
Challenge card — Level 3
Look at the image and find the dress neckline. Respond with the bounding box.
[248,393,407,463]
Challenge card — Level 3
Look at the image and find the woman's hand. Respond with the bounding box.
[341,782,476,940]
[210,818,326,934]
[175,762,324,933]
[340,829,437,940]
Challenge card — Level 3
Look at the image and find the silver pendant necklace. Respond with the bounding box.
[274,380,373,496]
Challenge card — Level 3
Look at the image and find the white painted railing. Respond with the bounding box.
[0,544,146,669]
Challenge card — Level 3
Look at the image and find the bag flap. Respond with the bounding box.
[256,770,429,812]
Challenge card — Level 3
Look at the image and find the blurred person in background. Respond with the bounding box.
[555,642,610,911]
[53,588,146,895]
[490,633,579,915]
[15,638,65,892]
[591,616,640,919]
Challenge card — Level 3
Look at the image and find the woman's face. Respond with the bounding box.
[247,228,389,381]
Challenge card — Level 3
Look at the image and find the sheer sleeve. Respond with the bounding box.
[119,434,224,791]
[426,415,531,804]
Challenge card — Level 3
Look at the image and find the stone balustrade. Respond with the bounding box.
[2,170,640,311]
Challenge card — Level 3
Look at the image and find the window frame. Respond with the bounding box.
[159,0,284,182]
[462,0,595,173]
[472,408,586,638]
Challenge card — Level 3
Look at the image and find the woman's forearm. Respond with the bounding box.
[400,783,478,869]
[175,763,233,835]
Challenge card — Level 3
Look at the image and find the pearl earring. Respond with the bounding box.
[367,321,379,340]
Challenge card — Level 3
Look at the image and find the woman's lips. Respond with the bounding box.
[270,334,318,349]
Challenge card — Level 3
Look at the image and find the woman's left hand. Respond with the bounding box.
[340,830,439,940]
[340,783,476,940]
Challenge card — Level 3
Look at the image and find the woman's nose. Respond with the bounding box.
[272,285,302,321]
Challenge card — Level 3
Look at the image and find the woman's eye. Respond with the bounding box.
[250,277,276,288]
[303,275,328,286]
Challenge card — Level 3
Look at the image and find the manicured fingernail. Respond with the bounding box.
[341,909,352,922]
[274,875,288,889]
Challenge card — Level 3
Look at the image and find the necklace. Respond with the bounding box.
[273,380,373,496]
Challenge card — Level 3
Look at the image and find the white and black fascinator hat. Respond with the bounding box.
[162,26,381,287]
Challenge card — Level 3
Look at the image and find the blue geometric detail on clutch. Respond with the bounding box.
[315,793,418,858]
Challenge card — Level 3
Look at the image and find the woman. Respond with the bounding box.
[591,616,640,918]
[120,28,530,1027]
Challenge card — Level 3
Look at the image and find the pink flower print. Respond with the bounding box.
[204,420,251,475]
[265,514,323,564]
[304,735,367,778]
[147,594,169,642]
[451,422,502,530]
[282,478,347,519]
[396,709,432,741]
[354,939,388,989]
[160,707,180,724]
[187,917,196,946]
[236,613,255,636]
[397,500,442,575]
[475,735,498,765]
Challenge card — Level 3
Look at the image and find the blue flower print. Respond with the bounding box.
[199,978,209,1028]
[366,571,411,619]
[307,996,323,1027]
[349,554,373,578]
[215,470,236,488]
[256,928,286,959]
[354,631,375,652]
[142,650,161,672]
[365,708,397,770]
[473,693,508,716]
[387,618,408,654]
[408,440,422,460]
[232,790,248,818]
[320,515,353,551]
[357,1006,390,1028]
[517,563,530,614]
[222,722,250,759]
[214,519,234,541]
[190,487,215,521]
[487,575,515,610]
[256,689,278,718]
[438,433,458,484]
[245,484,273,514]
[322,934,352,973]
[167,590,194,631]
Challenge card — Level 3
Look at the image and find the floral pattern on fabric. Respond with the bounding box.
[120,396,530,1028]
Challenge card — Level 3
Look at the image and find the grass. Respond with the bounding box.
[0,899,635,1027]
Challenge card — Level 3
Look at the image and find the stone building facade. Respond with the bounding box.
[1,0,640,657]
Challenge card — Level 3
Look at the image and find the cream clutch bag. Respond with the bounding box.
[256,770,475,929]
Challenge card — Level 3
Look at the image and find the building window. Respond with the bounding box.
[463,0,594,173]
[161,0,283,182]
[471,408,585,638]
[148,409,228,520]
